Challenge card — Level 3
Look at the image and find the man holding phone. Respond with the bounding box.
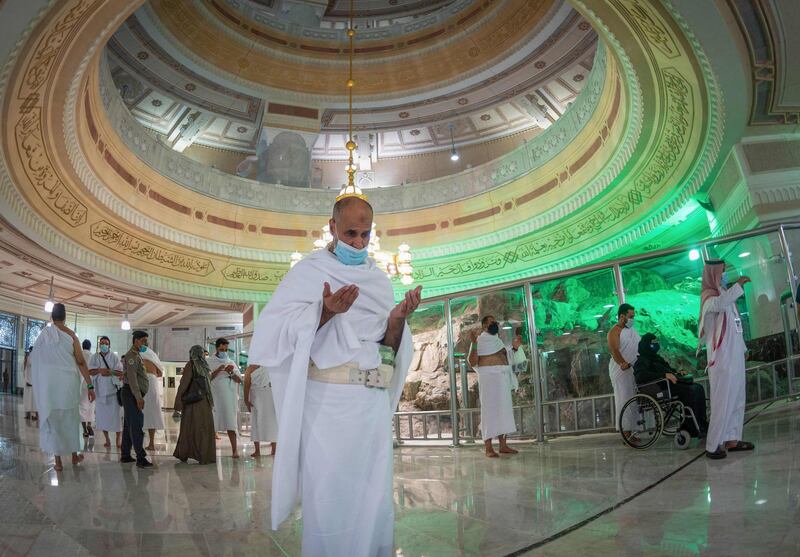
[208,338,242,458]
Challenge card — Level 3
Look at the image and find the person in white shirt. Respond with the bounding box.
[140,347,166,451]
[244,364,278,457]
[23,346,38,420]
[698,260,754,459]
[207,338,241,459]
[88,336,124,448]
[79,339,95,438]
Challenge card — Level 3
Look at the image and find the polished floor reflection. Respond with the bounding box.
[0,395,797,556]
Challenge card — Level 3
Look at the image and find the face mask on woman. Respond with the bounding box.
[99,345,109,354]
[650,342,660,353]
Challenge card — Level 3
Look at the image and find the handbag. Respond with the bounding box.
[100,353,123,407]
[181,367,208,405]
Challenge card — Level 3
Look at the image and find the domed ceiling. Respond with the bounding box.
[0,0,743,317]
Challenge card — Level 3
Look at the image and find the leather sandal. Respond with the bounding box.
[727,441,754,452]
[705,447,727,460]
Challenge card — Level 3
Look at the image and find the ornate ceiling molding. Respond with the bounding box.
[0,0,725,303]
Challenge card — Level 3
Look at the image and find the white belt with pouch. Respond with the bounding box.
[308,361,393,389]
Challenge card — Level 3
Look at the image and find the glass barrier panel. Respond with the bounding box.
[707,232,792,402]
[620,250,705,375]
[402,300,448,439]
[448,286,533,439]
[531,268,617,433]
[781,226,800,389]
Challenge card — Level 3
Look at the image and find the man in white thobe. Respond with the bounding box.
[23,347,38,420]
[208,337,241,458]
[249,194,421,557]
[89,336,124,448]
[79,339,96,437]
[31,304,95,471]
[699,260,754,459]
[468,315,519,458]
[140,346,166,450]
[244,365,277,457]
[607,303,640,433]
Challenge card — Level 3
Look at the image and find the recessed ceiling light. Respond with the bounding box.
[689,249,700,261]
[739,251,750,258]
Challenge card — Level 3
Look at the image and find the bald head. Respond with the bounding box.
[332,197,373,222]
[330,197,373,250]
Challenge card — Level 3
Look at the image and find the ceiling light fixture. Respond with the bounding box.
[44,276,54,313]
[689,249,700,261]
[121,297,131,331]
[295,1,414,285]
[448,123,459,161]
[738,251,751,258]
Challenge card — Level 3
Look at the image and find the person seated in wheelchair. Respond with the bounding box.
[633,333,708,438]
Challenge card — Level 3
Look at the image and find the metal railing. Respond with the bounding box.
[392,355,800,442]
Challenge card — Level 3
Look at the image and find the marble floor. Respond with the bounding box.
[0,396,798,557]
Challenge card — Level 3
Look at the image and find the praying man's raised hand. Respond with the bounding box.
[390,285,423,320]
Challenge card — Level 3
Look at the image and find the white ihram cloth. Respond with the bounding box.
[699,283,747,453]
[249,367,278,443]
[23,357,37,413]
[140,348,166,430]
[249,248,412,557]
[208,353,241,432]
[609,326,640,431]
[79,349,95,422]
[31,326,82,455]
[88,352,123,433]
[475,332,517,440]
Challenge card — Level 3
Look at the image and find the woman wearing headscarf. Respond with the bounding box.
[634,332,708,438]
[173,345,215,464]
[698,260,753,459]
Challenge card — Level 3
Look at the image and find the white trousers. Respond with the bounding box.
[706,361,746,452]
[610,365,637,431]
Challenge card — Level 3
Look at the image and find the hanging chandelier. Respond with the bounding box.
[289,2,413,285]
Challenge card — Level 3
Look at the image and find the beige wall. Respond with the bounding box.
[182,143,246,175]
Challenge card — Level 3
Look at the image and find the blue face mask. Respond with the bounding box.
[333,240,368,266]
[100,345,109,354]
[720,271,728,288]
[139,345,147,353]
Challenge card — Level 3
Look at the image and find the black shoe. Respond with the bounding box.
[87,426,94,437]
[136,460,154,469]
[705,447,727,460]
[120,456,136,463]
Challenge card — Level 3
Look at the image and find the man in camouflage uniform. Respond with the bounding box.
[121,330,153,468]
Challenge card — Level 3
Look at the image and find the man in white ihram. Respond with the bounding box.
[607,303,640,435]
[249,191,421,556]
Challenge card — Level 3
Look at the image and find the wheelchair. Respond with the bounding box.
[619,378,701,450]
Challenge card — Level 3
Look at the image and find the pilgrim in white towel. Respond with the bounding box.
[208,337,242,458]
[140,347,166,450]
[30,304,95,470]
[245,365,277,457]
[88,340,124,448]
[248,195,421,557]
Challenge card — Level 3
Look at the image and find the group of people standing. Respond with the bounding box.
[172,338,278,464]
[607,259,754,459]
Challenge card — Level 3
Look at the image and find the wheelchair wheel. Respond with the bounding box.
[620,394,663,450]
[662,400,685,437]
[673,430,692,450]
